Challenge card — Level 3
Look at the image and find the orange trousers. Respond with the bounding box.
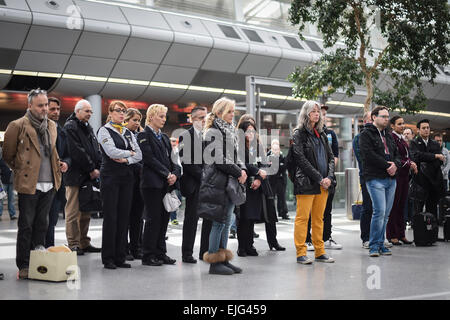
[294,187,328,258]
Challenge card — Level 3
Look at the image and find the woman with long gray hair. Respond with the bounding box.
[292,100,336,264]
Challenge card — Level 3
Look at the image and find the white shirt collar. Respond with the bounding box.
[393,131,403,140]
[193,126,201,137]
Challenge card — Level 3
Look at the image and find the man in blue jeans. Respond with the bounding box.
[359,106,401,257]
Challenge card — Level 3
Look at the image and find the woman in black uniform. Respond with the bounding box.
[98,101,142,269]
[138,104,181,266]
[124,108,144,260]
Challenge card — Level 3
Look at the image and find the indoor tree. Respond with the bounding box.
[288,0,450,113]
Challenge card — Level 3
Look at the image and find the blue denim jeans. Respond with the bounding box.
[169,189,182,221]
[208,201,235,253]
[366,178,397,251]
[0,183,16,217]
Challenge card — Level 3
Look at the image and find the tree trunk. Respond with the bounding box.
[364,74,373,113]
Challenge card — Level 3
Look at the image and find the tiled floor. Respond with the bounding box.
[1,209,450,300]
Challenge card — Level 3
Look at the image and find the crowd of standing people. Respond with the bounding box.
[0,88,449,280]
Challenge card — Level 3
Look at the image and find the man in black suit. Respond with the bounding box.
[45,97,70,247]
[179,106,207,263]
[410,119,445,218]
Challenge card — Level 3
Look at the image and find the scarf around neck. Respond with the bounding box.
[26,109,51,157]
[109,121,125,134]
[214,117,236,142]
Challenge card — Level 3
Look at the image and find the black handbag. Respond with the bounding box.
[79,178,102,212]
[226,175,246,206]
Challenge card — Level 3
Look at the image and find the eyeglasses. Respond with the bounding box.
[113,108,126,114]
[27,89,47,103]
[28,89,47,97]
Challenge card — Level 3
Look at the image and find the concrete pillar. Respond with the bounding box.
[86,94,102,134]
[234,0,244,21]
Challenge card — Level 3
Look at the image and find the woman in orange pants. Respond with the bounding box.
[291,100,336,264]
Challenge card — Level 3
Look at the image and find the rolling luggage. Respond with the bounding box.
[444,215,450,241]
[438,194,450,226]
[413,211,438,246]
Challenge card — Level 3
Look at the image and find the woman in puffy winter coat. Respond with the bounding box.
[197,97,247,275]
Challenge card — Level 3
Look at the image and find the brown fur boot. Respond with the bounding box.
[219,248,234,261]
[203,251,226,264]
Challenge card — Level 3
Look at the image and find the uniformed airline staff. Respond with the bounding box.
[97,101,142,270]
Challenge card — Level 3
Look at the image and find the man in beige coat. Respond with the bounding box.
[2,89,64,279]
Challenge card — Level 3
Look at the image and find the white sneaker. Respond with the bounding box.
[306,242,314,251]
[362,241,370,249]
[384,241,393,248]
[324,238,343,250]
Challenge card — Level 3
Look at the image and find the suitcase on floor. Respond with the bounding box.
[413,212,438,246]
[438,195,450,226]
[444,215,450,241]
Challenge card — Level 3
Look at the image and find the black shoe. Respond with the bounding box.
[116,263,131,268]
[158,255,176,265]
[229,230,236,239]
[83,244,101,253]
[253,232,259,238]
[281,214,290,220]
[246,247,258,256]
[131,250,143,260]
[72,246,84,256]
[400,238,413,245]
[125,254,134,261]
[10,216,17,221]
[165,236,169,240]
[0,272,4,280]
[182,256,197,264]
[269,243,286,251]
[104,262,116,269]
[142,258,163,266]
[237,249,247,257]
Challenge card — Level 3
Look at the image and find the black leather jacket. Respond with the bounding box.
[292,127,335,195]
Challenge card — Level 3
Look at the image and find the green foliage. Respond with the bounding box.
[288,0,450,114]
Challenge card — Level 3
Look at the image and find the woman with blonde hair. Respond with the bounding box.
[197,97,247,275]
[97,101,142,269]
[124,108,145,260]
[292,100,336,264]
[137,104,181,266]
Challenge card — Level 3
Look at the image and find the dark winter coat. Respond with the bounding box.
[63,113,102,186]
[240,145,277,223]
[359,123,401,182]
[197,121,243,224]
[410,136,445,196]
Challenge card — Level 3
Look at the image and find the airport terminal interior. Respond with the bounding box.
[0,0,450,300]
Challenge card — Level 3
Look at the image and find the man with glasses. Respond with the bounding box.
[410,119,445,219]
[179,106,207,263]
[359,106,401,257]
[2,88,63,279]
[63,99,102,255]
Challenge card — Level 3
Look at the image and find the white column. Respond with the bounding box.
[86,94,102,134]
[234,0,244,21]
